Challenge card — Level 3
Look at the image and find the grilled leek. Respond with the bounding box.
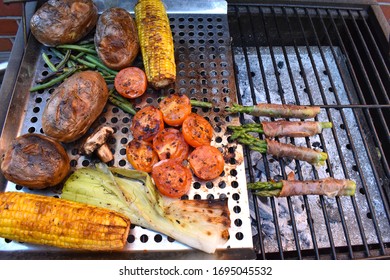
[61,164,230,254]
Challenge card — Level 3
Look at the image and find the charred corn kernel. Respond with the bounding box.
[135,0,176,89]
[0,192,130,250]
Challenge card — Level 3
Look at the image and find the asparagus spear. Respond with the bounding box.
[226,103,321,119]
[248,178,356,197]
[189,99,213,108]
[228,121,332,138]
[232,133,327,165]
[158,96,213,109]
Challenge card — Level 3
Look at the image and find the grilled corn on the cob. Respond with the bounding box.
[0,192,130,250]
[135,0,176,89]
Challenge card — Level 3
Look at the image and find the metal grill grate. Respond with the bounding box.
[228,3,390,260]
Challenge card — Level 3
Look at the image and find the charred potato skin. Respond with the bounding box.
[0,134,70,189]
[30,0,98,47]
[42,71,109,143]
[94,7,140,70]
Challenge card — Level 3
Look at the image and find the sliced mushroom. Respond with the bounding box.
[81,126,114,163]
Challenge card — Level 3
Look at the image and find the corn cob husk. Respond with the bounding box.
[0,192,130,250]
[135,0,176,89]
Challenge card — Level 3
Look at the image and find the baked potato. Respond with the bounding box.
[42,70,109,143]
[0,133,70,189]
[94,7,140,70]
[30,0,98,47]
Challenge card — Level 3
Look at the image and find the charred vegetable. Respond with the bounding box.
[1,133,70,189]
[94,8,140,70]
[0,192,130,250]
[126,139,159,173]
[134,0,176,89]
[229,121,333,138]
[232,133,327,165]
[182,113,213,148]
[159,94,192,127]
[42,70,109,143]
[188,145,225,181]
[30,0,98,47]
[61,164,230,254]
[114,67,147,99]
[130,106,164,142]
[227,103,321,119]
[152,159,192,198]
[248,177,356,197]
[152,128,190,161]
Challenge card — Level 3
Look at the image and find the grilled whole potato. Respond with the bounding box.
[94,7,139,70]
[0,133,70,189]
[42,71,109,143]
[30,0,98,46]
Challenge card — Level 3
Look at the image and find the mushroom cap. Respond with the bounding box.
[81,126,114,155]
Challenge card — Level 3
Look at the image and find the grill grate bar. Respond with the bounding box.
[314,8,373,258]
[232,5,286,259]
[302,6,374,259]
[319,6,385,259]
[338,10,390,149]
[326,10,390,216]
[229,2,366,12]
[294,7,347,259]
[230,5,266,259]
[294,5,389,257]
[349,10,390,104]
[318,8,390,257]
[332,9,390,207]
[296,6,388,258]
[317,104,390,108]
[260,6,305,259]
[356,10,390,88]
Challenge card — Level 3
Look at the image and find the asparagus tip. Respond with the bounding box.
[225,103,243,113]
[343,180,357,196]
[315,152,328,166]
[247,181,283,197]
[321,122,333,129]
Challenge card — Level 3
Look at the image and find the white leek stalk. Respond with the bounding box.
[61,164,230,253]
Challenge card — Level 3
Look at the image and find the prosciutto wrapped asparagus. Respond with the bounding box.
[248,177,356,197]
[226,103,321,119]
[229,121,332,138]
[231,133,327,165]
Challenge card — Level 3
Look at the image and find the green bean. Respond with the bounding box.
[55,50,71,70]
[84,54,118,75]
[69,54,96,69]
[108,90,137,115]
[56,44,97,55]
[42,52,57,72]
[30,68,77,92]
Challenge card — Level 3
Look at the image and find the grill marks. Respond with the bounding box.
[130,106,164,142]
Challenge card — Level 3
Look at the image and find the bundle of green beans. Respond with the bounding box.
[30,41,118,93]
[30,42,141,115]
[30,42,214,115]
